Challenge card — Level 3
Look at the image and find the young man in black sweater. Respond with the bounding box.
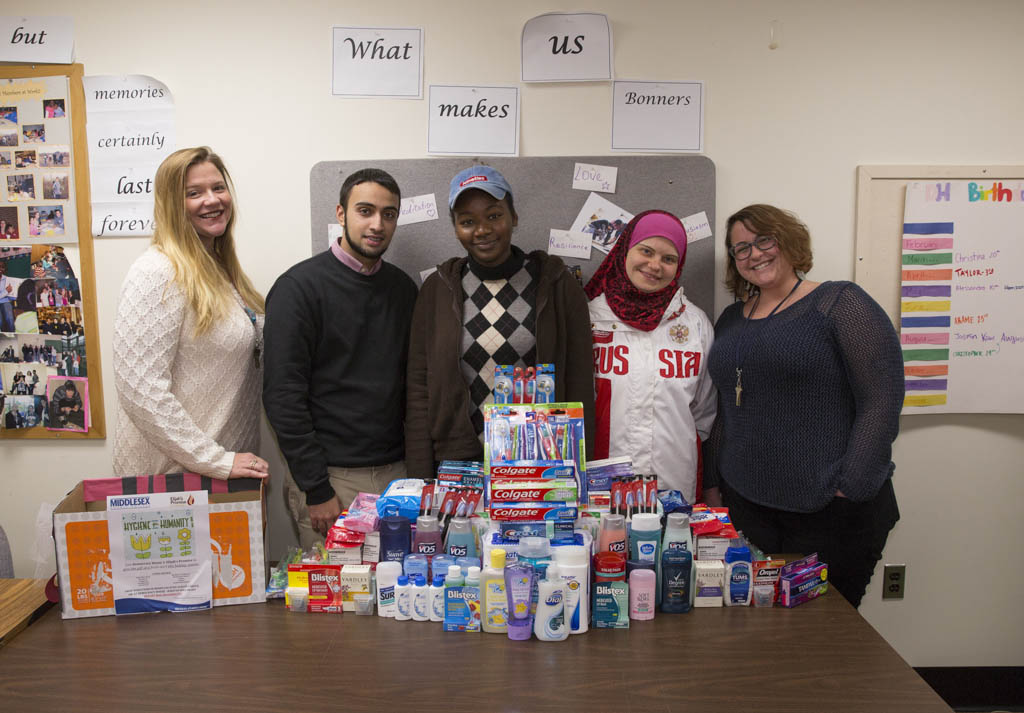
[263,169,418,547]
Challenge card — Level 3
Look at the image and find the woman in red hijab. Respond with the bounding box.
[585,210,716,504]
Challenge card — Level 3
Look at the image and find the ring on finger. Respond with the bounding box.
[249,459,258,469]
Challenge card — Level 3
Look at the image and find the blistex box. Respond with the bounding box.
[443,583,481,632]
[779,554,828,608]
[286,564,343,613]
[592,581,629,628]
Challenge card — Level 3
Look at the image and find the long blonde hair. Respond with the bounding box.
[151,147,264,334]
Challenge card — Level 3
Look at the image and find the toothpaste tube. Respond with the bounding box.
[489,479,578,503]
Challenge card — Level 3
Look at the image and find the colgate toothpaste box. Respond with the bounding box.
[487,503,578,522]
[489,463,576,480]
[489,479,578,503]
[286,564,343,613]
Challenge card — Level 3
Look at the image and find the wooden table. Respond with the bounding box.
[0,589,950,712]
[0,578,51,647]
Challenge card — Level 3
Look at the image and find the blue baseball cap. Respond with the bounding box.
[448,165,513,210]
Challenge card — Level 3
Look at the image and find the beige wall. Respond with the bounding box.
[2,0,1022,666]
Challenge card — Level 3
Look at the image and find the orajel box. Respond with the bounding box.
[53,474,266,619]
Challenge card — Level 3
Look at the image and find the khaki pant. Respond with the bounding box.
[285,461,407,551]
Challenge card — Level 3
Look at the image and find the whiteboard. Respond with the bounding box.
[854,166,1024,415]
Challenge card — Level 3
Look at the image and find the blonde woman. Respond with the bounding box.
[113,147,269,479]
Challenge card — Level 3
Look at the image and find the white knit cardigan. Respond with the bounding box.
[112,247,262,479]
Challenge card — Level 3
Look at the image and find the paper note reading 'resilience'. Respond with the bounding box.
[548,229,592,260]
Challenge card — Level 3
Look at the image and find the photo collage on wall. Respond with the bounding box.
[0,76,78,244]
[1,243,89,432]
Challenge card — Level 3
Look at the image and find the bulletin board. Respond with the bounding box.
[309,156,717,317]
[854,164,1024,415]
[0,64,105,439]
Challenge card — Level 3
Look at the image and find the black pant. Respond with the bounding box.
[720,478,899,608]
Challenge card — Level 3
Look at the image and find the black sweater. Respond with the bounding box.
[263,250,418,505]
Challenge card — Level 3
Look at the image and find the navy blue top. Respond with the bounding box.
[704,281,904,512]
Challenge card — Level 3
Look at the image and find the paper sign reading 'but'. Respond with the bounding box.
[548,229,592,260]
[572,162,617,193]
[682,211,713,242]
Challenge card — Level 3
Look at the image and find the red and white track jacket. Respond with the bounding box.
[589,288,716,504]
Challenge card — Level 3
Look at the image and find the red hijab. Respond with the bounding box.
[584,210,688,332]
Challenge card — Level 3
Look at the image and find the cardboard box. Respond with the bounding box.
[53,474,266,619]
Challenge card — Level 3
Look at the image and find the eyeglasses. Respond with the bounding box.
[728,235,778,260]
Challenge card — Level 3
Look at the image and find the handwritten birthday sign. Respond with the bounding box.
[900,180,1024,414]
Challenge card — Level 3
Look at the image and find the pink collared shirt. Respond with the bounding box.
[331,237,381,276]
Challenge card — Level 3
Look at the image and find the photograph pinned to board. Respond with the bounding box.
[0,206,18,239]
[1,360,52,396]
[570,192,634,254]
[0,74,79,244]
[1,394,47,429]
[47,373,88,432]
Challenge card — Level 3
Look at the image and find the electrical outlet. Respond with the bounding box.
[882,564,906,600]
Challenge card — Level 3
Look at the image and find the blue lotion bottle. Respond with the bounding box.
[724,537,753,606]
[629,513,663,605]
[661,547,693,613]
[445,517,477,559]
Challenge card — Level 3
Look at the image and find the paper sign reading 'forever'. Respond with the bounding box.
[572,162,617,193]
[548,229,592,260]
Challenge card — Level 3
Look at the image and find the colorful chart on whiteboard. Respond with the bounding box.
[900,180,1023,414]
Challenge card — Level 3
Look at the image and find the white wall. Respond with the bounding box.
[2,0,1022,666]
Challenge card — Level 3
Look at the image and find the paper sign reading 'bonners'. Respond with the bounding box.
[612,80,704,153]
[681,211,713,242]
[398,193,438,226]
[332,27,423,98]
[548,229,592,260]
[521,13,613,82]
[572,162,617,193]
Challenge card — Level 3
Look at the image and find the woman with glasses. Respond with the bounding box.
[704,204,903,608]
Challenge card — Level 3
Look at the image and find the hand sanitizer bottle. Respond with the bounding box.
[534,562,568,641]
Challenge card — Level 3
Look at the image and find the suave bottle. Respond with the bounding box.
[481,548,509,634]
[533,562,568,641]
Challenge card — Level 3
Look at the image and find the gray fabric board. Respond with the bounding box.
[309,156,716,316]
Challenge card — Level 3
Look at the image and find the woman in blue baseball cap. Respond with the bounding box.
[405,165,595,477]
